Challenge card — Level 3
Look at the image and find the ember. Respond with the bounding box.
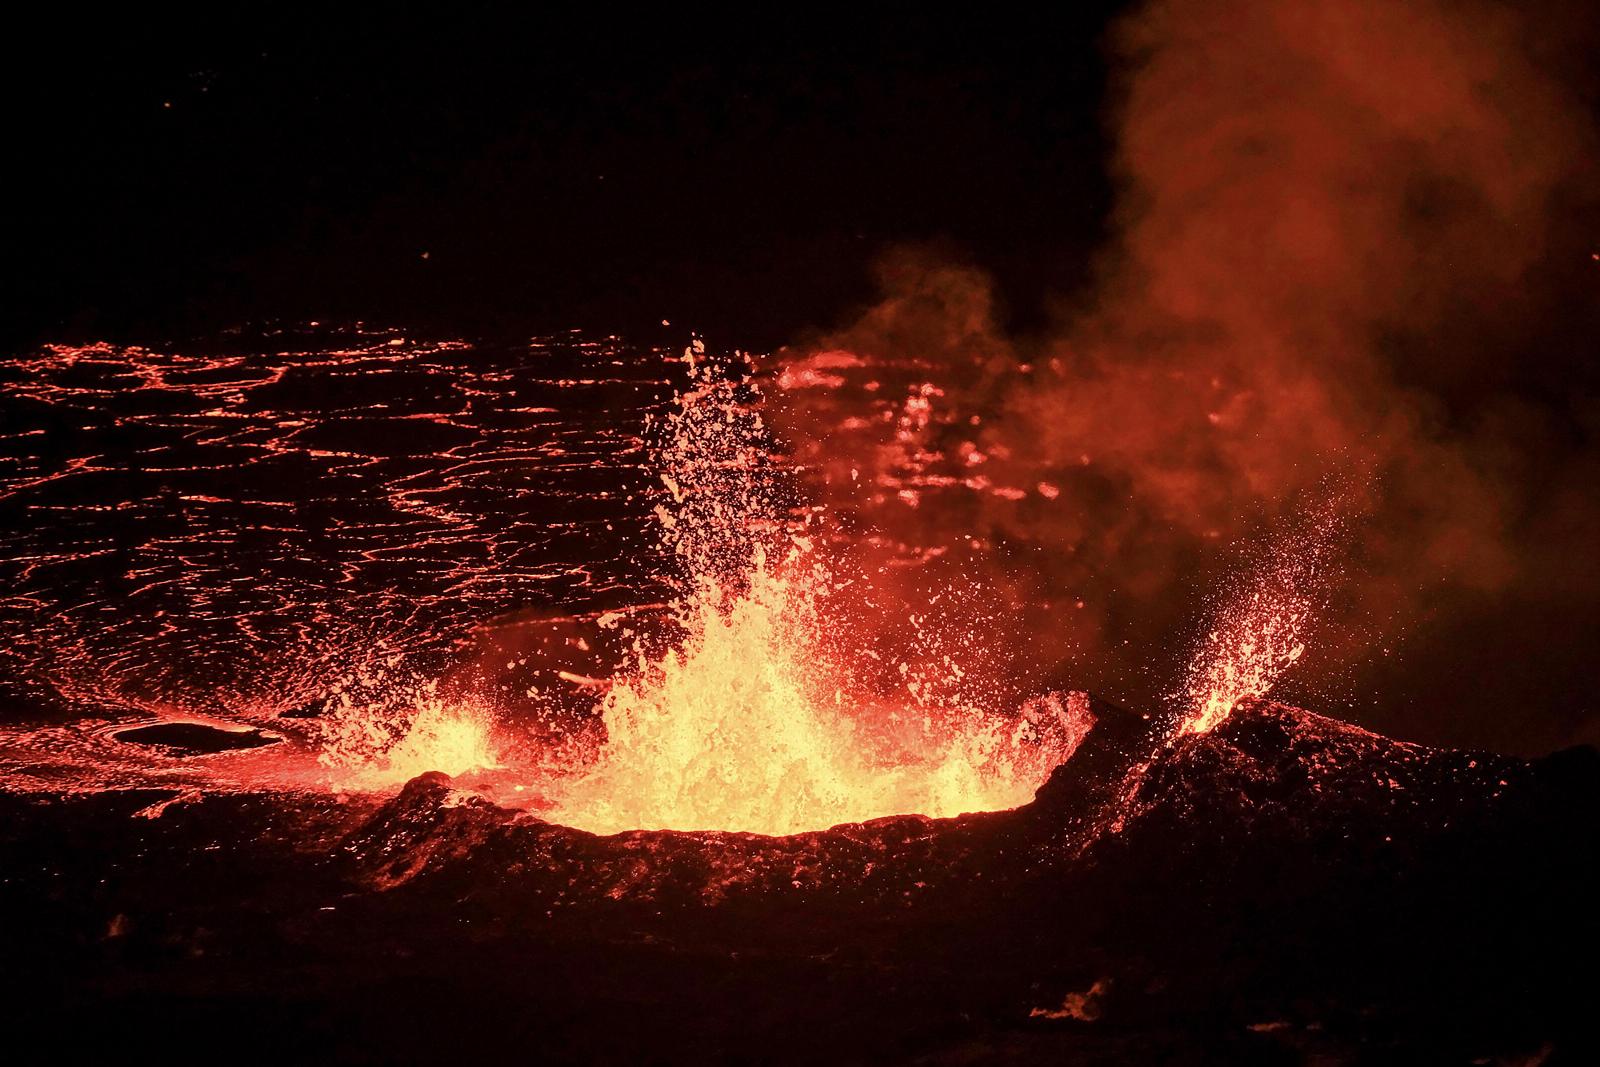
[1179,505,1342,735]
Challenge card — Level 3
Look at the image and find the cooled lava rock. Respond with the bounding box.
[2,698,1596,1064]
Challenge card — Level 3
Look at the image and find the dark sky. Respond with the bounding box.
[3,6,1120,349]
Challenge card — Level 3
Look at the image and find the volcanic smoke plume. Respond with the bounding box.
[773,0,1600,749]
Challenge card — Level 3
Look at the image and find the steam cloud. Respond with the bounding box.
[773,0,1600,751]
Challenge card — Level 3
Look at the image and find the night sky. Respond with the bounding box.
[3,6,1118,348]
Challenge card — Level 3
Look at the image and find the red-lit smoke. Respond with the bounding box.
[772,0,1600,748]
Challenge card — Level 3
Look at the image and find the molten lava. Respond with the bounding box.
[0,331,1330,826]
[318,686,501,789]
[546,553,1085,835]
[545,343,1083,834]
[296,339,1081,834]
[1178,506,1340,735]
[1180,587,1308,736]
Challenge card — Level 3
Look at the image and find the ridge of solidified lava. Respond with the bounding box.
[332,696,1597,909]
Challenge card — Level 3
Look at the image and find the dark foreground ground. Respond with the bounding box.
[2,698,1596,1065]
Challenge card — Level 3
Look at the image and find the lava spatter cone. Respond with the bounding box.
[335,695,1598,926]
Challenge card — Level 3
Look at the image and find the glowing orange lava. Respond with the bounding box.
[545,551,1085,835]
[1180,586,1309,735]
[0,330,1345,823]
[543,343,1083,834]
[1178,508,1339,735]
[318,687,502,789]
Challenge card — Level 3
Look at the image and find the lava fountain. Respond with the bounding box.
[543,343,1087,834]
[1177,501,1344,736]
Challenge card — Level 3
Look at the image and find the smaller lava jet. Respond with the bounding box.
[1178,503,1342,736]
